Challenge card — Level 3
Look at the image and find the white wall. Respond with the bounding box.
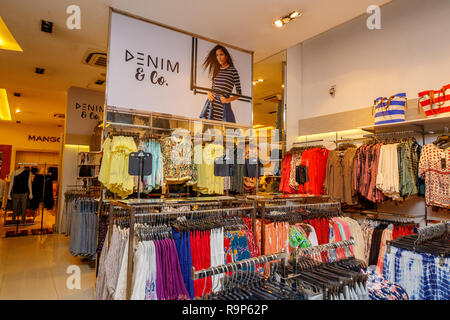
[286,44,303,149]
[286,0,450,144]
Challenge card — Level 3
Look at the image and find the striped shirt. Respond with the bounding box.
[205,66,242,121]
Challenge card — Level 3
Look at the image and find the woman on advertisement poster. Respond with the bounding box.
[199,45,241,123]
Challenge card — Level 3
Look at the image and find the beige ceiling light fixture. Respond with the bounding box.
[273,10,302,28]
[0,16,23,52]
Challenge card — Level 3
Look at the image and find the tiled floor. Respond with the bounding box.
[0,234,96,300]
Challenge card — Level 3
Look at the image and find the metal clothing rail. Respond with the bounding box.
[295,237,355,258]
[107,200,258,300]
[191,251,288,280]
[258,201,341,255]
[415,222,448,244]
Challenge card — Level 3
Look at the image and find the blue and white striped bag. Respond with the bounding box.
[373,93,407,125]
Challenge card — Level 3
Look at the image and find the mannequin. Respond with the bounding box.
[8,164,33,223]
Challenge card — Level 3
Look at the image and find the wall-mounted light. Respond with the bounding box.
[273,10,302,28]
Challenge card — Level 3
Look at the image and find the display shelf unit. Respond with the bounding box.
[77,151,101,182]
[359,115,450,134]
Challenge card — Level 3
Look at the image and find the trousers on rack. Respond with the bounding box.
[12,193,28,223]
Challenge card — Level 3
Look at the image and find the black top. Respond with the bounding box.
[12,170,30,194]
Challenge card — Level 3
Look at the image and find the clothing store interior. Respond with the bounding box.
[0,0,448,302]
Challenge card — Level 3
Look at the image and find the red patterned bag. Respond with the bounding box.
[418,84,450,117]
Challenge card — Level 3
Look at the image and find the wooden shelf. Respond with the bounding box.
[359,115,450,134]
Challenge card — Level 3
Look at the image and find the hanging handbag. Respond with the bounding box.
[372,93,407,125]
[418,84,450,118]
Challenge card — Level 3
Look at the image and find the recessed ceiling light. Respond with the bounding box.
[258,79,264,82]
[0,16,23,52]
[15,108,20,113]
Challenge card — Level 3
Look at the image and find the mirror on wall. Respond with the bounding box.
[252,50,286,178]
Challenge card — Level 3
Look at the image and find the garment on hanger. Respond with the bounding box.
[69,199,98,259]
[161,134,192,184]
[383,245,449,300]
[48,167,58,181]
[376,144,401,200]
[324,148,357,205]
[299,147,329,195]
[142,139,164,193]
[44,174,54,210]
[363,268,409,300]
[99,136,138,198]
[194,143,224,195]
[418,143,450,208]
[29,174,44,210]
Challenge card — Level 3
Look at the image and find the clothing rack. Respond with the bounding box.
[295,237,355,256]
[293,140,324,145]
[108,200,258,300]
[276,238,358,282]
[386,222,449,266]
[258,200,341,254]
[358,210,422,220]
[415,222,448,244]
[191,251,288,280]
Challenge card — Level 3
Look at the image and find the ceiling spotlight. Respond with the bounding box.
[273,10,302,28]
[273,19,283,28]
[15,108,21,113]
[258,79,264,82]
[290,11,300,19]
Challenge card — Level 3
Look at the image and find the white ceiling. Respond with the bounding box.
[0,0,393,126]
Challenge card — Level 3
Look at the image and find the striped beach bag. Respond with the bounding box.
[373,93,407,125]
[418,84,450,118]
